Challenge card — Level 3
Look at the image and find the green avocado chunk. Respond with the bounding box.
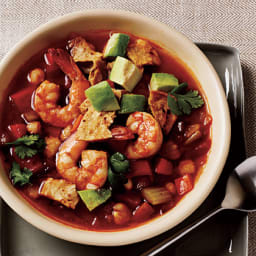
[104,33,130,58]
[109,56,143,92]
[119,94,146,114]
[150,73,179,92]
[85,81,120,111]
[78,189,112,211]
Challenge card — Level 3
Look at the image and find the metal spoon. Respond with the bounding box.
[141,156,256,256]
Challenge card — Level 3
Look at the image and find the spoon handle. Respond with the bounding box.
[140,207,223,256]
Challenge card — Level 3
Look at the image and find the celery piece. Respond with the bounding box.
[78,188,111,211]
[142,187,172,205]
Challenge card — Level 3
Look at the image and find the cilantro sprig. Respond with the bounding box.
[7,134,45,159]
[10,162,33,186]
[167,83,204,116]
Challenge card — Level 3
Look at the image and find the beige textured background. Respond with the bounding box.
[1,0,256,255]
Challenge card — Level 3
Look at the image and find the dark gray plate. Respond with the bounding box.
[0,44,247,256]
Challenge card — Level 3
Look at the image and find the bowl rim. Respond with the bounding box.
[0,9,231,246]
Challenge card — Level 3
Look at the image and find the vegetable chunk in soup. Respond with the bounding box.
[0,30,212,231]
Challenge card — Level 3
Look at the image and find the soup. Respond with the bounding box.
[0,30,212,231]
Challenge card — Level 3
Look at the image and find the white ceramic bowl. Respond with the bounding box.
[0,10,230,246]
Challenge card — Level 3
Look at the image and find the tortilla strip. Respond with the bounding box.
[77,99,116,141]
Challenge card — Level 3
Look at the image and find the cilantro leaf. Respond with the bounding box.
[10,162,33,186]
[171,82,188,94]
[183,90,204,108]
[15,145,37,159]
[6,134,45,159]
[167,95,182,116]
[7,134,42,146]
[168,84,204,116]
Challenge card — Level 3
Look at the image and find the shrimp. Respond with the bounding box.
[125,112,163,159]
[34,48,90,127]
[56,132,108,190]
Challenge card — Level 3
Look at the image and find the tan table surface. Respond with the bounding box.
[1,0,256,255]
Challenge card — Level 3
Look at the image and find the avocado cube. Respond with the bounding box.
[150,73,179,92]
[119,94,146,114]
[78,189,111,211]
[85,81,120,111]
[104,33,130,58]
[109,56,143,92]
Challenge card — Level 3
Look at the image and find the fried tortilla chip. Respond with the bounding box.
[148,90,177,134]
[39,178,79,209]
[69,36,107,85]
[148,90,168,127]
[127,39,161,67]
[163,111,177,135]
[77,99,116,141]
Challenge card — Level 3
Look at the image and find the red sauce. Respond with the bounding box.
[0,30,212,231]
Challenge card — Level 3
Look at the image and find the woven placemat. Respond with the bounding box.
[1,0,256,254]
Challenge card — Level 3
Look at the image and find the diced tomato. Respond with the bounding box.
[44,51,59,74]
[133,202,154,222]
[114,191,141,209]
[128,160,153,177]
[155,157,173,175]
[10,147,43,173]
[44,51,55,66]
[8,124,27,139]
[44,125,62,138]
[10,85,36,113]
[174,174,193,196]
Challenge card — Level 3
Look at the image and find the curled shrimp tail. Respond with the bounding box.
[49,48,89,84]
[34,49,90,127]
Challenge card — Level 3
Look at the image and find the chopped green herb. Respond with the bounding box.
[171,82,188,94]
[167,95,182,116]
[9,162,33,186]
[78,188,112,211]
[108,167,128,191]
[7,134,43,147]
[15,145,37,159]
[6,134,45,159]
[168,83,204,116]
[110,152,129,174]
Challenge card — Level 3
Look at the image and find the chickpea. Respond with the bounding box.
[60,125,72,141]
[44,136,61,158]
[178,160,196,175]
[161,140,181,160]
[26,121,41,134]
[28,68,45,85]
[124,178,133,191]
[165,182,177,195]
[112,203,131,225]
[25,185,40,199]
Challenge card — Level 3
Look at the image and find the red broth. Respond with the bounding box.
[0,30,211,231]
